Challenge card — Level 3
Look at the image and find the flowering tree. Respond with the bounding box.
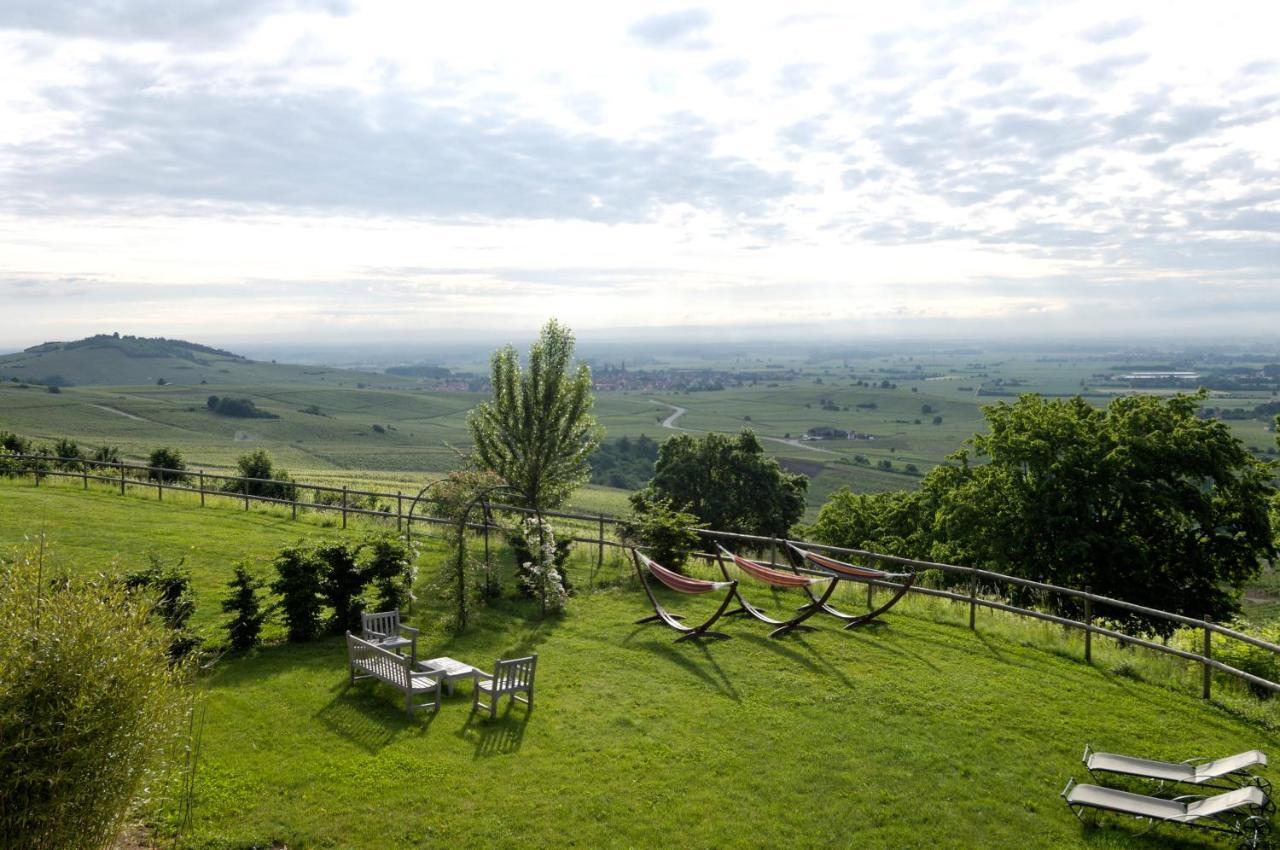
[518,515,567,613]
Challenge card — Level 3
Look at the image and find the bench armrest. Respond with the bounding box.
[473,668,493,681]
[399,625,419,638]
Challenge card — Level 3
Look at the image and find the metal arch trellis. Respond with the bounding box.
[406,479,513,631]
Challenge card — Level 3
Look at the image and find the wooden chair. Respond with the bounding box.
[360,610,418,658]
[472,654,537,720]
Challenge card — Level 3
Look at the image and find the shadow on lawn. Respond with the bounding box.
[631,638,741,701]
[457,704,532,758]
[314,686,435,753]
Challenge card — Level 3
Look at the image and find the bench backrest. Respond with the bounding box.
[492,654,537,693]
[346,632,411,688]
[361,610,401,639]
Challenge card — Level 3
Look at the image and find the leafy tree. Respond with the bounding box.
[1,542,189,850]
[223,450,296,500]
[467,319,602,511]
[147,446,189,483]
[221,563,270,652]
[809,393,1277,633]
[632,429,807,538]
[364,535,418,613]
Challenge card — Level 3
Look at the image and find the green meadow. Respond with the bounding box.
[3,479,1278,849]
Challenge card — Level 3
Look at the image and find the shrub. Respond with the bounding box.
[621,496,701,573]
[91,445,121,464]
[124,555,201,659]
[1213,619,1280,698]
[270,543,326,642]
[317,542,367,634]
[0,542,188,850]
[147,447,189,483]
[223,450,297,501]
[365,535,417,612]
[52,438,83,471]
[221,563,270,652]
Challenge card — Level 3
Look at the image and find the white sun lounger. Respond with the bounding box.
[1062,778,1273,848]
[1084,744,1269,790]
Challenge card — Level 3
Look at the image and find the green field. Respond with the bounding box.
[3,480,1279,848]
[3,341,1277,522]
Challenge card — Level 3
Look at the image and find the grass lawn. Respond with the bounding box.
[3,480,1279,848]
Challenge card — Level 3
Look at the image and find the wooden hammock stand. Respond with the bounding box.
[631,549,738,642]
[786,543,916,629]
[713,544,839,638]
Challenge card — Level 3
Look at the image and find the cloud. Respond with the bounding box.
[0,0,349,43]
[1078,18,1143,44]
[9,74,793,223]
[628,9,711,49]
[1074,52,1148,85]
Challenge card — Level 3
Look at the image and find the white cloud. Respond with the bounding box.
[0,0,1278,345]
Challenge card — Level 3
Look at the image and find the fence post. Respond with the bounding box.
[341,486,348,529]
[770,537,778,567]
[1203,617,1212,700]
[157,473,163,501]
[199,470,205,506]
[867,580,874,610]
[396,491,403,532]
[1084,586,1092,663]
[82,464,88,490]
[292,492,297,521]
[120,463,126,495]
[243,482,249,511]
[598,514,605,571]
[968,569,978,630]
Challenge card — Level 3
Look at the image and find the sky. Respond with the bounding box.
[1,0,1278,348]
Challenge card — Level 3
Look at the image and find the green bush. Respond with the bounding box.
[270,543,326,642]
[222,450,296,501]
[1213,619,1280,698]
[221,563,271,652]
[124,555,201,660]
[622,497,701,574]
[317,542,367,634]
[365,535,417,612]
[0,542,189,849]
[147,447,189,484]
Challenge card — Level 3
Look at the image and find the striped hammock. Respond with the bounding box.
[640,553,734,594]
[790,545,912,581]
[718,545,827,589]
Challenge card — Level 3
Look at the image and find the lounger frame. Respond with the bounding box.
[1061,777,1274,849]
[786,543,916,629]
[1083,743,1271,793]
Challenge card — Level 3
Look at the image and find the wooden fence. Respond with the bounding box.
[4,451,1278,699]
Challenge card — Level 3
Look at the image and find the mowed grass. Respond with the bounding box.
[3,482,1279,849]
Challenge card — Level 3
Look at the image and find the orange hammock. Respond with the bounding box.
[786,543,916,630]
[631,550,738,642]
[714,544,839,638]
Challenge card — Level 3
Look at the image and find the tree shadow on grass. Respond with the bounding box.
[204,637,346,689]
[456,703,532,758]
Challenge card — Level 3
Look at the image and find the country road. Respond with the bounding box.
[652,399,839,455]
[651,400,688,430]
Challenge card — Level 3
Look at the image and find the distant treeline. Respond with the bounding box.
[206,396,278,419]
[589,434,659,490]
[1202,400,1280,423]
[385,364,452,378]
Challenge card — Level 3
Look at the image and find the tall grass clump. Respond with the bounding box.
[0,540,190,850]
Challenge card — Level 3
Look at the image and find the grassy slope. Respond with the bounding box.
[1,481,1276,849]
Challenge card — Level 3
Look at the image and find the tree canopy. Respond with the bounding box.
[466,320,602,511]
[631,429,807,538]
[807,393,1277,631]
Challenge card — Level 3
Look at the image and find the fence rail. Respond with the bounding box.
[3,451,1276,699]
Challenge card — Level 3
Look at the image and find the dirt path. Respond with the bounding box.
[760,436,840,455]
[87,403,148,422]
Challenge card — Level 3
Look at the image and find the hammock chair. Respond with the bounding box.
[631,549,739,642]
[786,543,916,629]
[713,544,839,638]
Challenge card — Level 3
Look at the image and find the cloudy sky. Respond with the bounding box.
[1,0,1278,347]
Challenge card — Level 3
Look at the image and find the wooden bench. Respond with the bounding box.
[345,632,441,715]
